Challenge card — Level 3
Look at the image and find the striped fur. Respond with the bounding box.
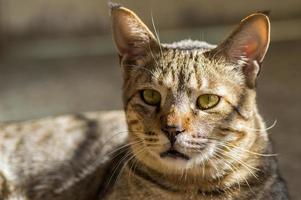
[105,5,289,200]
[0,4,289,200]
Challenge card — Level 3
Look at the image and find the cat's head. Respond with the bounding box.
[111,4,270,178]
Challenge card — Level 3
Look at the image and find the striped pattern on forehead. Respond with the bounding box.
[122,42,246,109]
[154,49,207,90]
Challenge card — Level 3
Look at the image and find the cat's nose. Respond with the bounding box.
[161,125,185,146]
[160,108,186,145]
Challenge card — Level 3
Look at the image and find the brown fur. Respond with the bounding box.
[0,4,289,200]
[104,4,289,200]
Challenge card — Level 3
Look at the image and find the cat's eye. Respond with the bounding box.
[197,94,220,110]
[141,89,161,106]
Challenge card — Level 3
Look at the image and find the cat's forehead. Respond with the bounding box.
[146,47,245,96]
[152,49,221,90]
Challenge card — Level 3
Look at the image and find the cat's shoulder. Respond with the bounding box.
[0,110,128,200]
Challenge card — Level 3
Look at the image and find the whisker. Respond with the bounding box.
[204,136,277,157]
[213,152,242,191]
[104,140,143,157]
[151,12,163,57]
[216,145,260,171]
[215,119,277,134]
[114,147,147,191]
[125,64,157,78]
[125,147,146,184]
[214,150,253,192]
[222,141,277,157]
[215,147,259,180]
[104,144,143,190]
[148,42,160,67]
[127,153,140,183]
[238,120,277,132]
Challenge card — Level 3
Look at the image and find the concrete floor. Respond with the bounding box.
[0,40,300,199]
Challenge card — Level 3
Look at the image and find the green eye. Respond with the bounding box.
[197,94,220,110]
[141,89,161,106]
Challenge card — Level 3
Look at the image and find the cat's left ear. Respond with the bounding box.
[206,13,270,88]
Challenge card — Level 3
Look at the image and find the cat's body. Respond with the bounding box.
[0,4,289,200]
[0,111,128,200]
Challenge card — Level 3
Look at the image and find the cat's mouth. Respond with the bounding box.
[160,149,190,160]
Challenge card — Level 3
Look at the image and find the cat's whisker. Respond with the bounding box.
[215,147,259,181]
[208,157,220,180]
[215,152,244,192]
[148,43,160,67]
[104,150,132,190]
[116,146,149,190]
[177,134,275,170]
[214,150,253,192]
[117,147,146,186]
[98,128,145,150]
[125,64,157,78]
[150,12,164,59]
[127,153,141,183]
[99,129,146,154]
[202,136,277,157]
[238,119,277,132]
[216,145,260,171]
[128,147,149,184]
[104,140,143,157]
[222,141,277,157]
[215,119,277,134]
[104,144,144,190]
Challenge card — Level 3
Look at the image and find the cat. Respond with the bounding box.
[0,3,289,200]
[0,111,129,200]
[104,3,290,200]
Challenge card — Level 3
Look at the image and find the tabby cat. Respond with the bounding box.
[0,3,289,200]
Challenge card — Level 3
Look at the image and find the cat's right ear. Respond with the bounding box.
[110,4,159,60]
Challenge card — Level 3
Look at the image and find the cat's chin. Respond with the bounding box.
[132,142,217,173]
[160,149,190,160]
[157,143,217,170]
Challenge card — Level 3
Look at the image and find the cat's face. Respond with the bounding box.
[123,49,246,172]
[111,5,270,177]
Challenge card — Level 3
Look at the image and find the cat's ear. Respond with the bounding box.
[206,13,270,88]
[110,4,159,60]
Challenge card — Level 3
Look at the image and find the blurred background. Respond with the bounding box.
[0,0,300,198]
